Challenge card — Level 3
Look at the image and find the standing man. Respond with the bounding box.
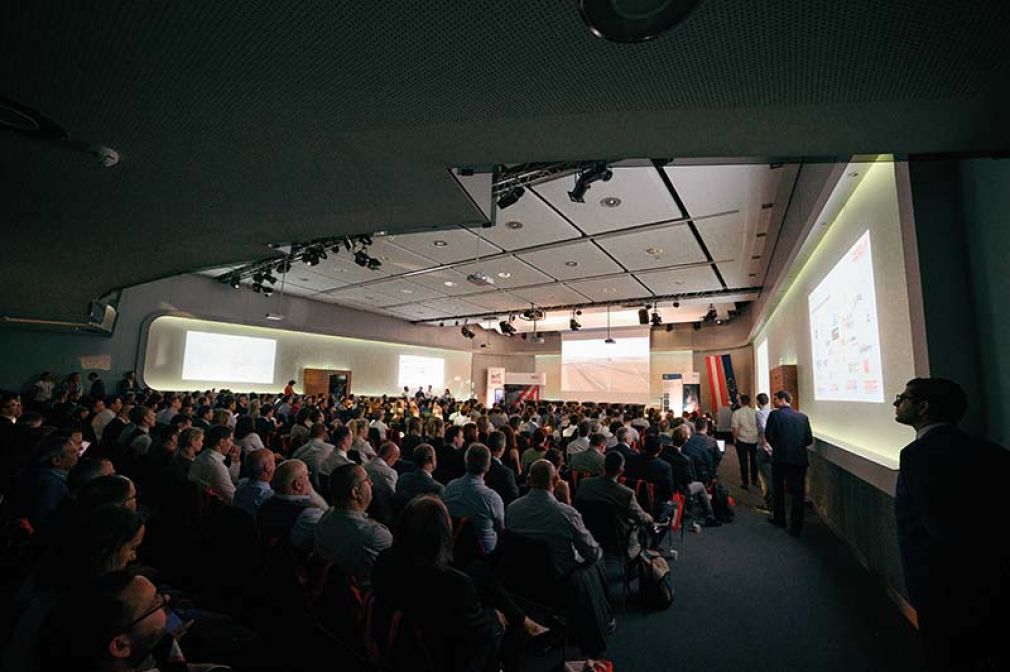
[893,378,1009,672]
[731,394,760,491]
[754,393,774,514]
[762,391,812,537]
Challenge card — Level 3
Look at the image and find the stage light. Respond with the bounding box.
[367,256,382,270]
[251,283,262,293]
[570,317,581,331]
[665,323,674,332]
[651,308,662,326]
[253,272,265,283]
[229,275,242,289]
[496,186,525,210]
[276,260,292,274]
[673,301,680,308]
[499,320,516,336]
[693,322,702,331]
[461,325,476,339]
[263,273,277,285]
[262,286,274,297]
[354,250,369,267]
[638,307,650,325]
[578,0,702,43]
[703,304,717,322]
[568,163,613,203]
[361,234,373,246]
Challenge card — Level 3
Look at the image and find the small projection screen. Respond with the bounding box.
[561,327,651,403]
[807,230,885,402]
[181,331,277,384]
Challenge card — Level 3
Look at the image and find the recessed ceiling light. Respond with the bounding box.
[443,281,456,287]
[748,273,757,277]
[751,255,761,260]
[602,287,616,294]
[299,277,310,282]
[646,247,663,255]
[848,172,860,178]
[674,280,684,285]
[374,230,387,236]
[564,261,579,267]
[497,272,511,279]
[600,196,622,208]
[432,240,448,247]
[400,289,414,294]
[505,221,524,230]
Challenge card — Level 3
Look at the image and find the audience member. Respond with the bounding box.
[257,459,322,551]
[484,430,519,507]
[607,426,635,463]
[754,392,774,513]
[394,443,444,509]
[664,425,719,527]
[292,422,335,482]
[442,443,505,554]
[188,425,240,503]
[318,424,353,478]
[682,417,718,483]
[764,390,812,536]
[434,424,466,484]
[9,434,79,529]
[233,448,276,518]
[566,419,593,458]
[570,432,607,476]
[365,441,400,525]
[731,394,760,491]
[575,451,653,558]
[234,415,265,457]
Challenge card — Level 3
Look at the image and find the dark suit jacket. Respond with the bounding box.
[484,457,519,507]
[434,445,465,485]
[625,455,675,505]
[660,448,697,494]
[763,406,812,466]
[393,468,444,509]
[574,476,651,557]
[895,424,1010,611]
[607,442,635,463]
[682,436,716,482]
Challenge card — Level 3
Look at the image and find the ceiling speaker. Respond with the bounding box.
[578,0,703,43]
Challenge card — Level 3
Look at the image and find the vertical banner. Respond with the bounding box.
[683,372,701,414]
[704,354,739,413]
[486,367,505,407]
[661,373,683,415]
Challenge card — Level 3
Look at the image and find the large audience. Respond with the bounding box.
[0,370,733,671]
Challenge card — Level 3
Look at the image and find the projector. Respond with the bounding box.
[466,271,495,287]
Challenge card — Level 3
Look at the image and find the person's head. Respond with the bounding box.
[413,443,437,472]
[465,443,491,476]
[527,459,557,491]
[234,415,255,440]
[197,404,213,421]
[39,506,146,591]
[532,428,547,449]
[577,419,592,438]
[177,427,204,460]
[124,370,136,381]
[309,422,329,441]
[272,459,310,496]
[643,434,662,457]
[773,390,792,408]
[93,398,106,414]
[330,464,371,511]
[672,424,691,448]
[287,379,296,387]
[377,441,400,466]
[1,392,22,419]
[615,426,631,445]
[247,449,276,482]
[445,425,465,448]
[68,457,116,493]
[39,572,168,671]
[604,450,625,478]
[37,434,80,472]
[487,430,506,457]
[587,432,606,454]
[392,495,453,569]
[740,394,751,407]
[77,475,139,513]
[693,417,709,434]
[333,425,352,451]
[205,425,233,455]
[756,392,769,407]
[463,422,478,446]
[895,378,968,427]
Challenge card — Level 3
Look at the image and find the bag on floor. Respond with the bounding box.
[637,551,674,610]
[711,481,735,523]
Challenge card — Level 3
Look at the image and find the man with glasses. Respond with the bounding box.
[893,378,1010,672]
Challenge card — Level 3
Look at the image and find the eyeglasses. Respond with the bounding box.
[120,592,170,633]
[893,393,916,405]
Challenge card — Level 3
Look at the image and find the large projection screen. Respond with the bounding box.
[561,327,651,404]
[808,230,885,402]
[182,331,277,384]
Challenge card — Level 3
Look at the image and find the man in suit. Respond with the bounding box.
[484,430,519,506]
[606,426,635,463]
[625,434,675,516]
[663,425,719,527]
[682,417,717,484]
[893,378,1009,672]
[394,443,444,509]
[575,451,653,559]
[763,390,812,536]
[570,432,607,476]
[434,425,466,485]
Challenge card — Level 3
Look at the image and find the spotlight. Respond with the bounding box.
[500,321,517,336]
[251,283,263,293]
[262,286,274,297]
[276,260,292,274]
[578,0,702,43]
[651,310,662,326]
[673,301,680,308]
[704,304,717,322]
[367,257,381,270]
[570,317,581,331]
[330,244,343,254]
[496,186,525,210]
[638,307,650,325]
[360,234,373,246]
[568,162,613,203]
[693,322,702,331]
[354,250,369,267]
[461,325,476,339]
[521,333,528,340]
[604,336,617,344]
[263,274,277,285]
[229,275,242,289]
[253,272,265,283]
[665,323,674,332]
[343,237,353,251]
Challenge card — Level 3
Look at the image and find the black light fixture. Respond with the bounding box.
[229,275,242,289]
[499,320,516,336]
[263,273,278,285]
[665,323,674,332]
[251,283,263,294]
[496,186,525,210]
[568,162,613,203]
[651,308,663,326]
[276,260,292,274]
[570,309,581,331]
[461,324,476,339]
[354,250,369,267]
[366,256,381,270]
[578,0,702,43]
[605,305,616,344]
[673,300,680,308]
[693,321,702,331]
[343,236,353,251]
[360,234,373,246]
[262,286,274,297]
[638,307,650,325]
[703,304,717,323]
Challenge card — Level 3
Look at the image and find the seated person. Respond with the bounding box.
[682,417,719,482]
[484,431,519,507]
[292,422,335,482]
[442,443,505,554]
[188,425,240,503]
[9,434,79,530]
[364,441,399,526]
[314,463,392,589]
[434,425,466,485]
[233,448,276,519]
[570,432,607,477]
[663,425,719,527]
[574,451,653,558]
[394,443,444,510]
[624,434,676,517]
[520,429,549,474]
[257,458,323,551]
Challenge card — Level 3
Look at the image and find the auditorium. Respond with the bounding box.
[1,3,1008,671]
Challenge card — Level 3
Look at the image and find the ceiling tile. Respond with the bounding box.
[409,268,474,296]
[284,268,350,292]
[385,228,501,264]
[464,291,530,312]
[663,163,780,219]
[365,238,441,274]
[714,259,764,289]
[367,278,448,303]
[534,166,683,235]
[509,283,590,307]
[453,257,554,289]
[596,225,706,270]
[322,286,404,307]
[634,265,723,295]
[517,240,624,280]
[479,195,582,250]
[385,303,448,321]
[423,297,489,319]
[308,256,391,284]
[565,275,653,302]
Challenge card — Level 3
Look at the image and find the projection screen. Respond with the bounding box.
[181,331,277,384]
[561,327,651,403]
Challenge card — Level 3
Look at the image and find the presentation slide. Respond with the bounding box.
[808,230,885,402]
[181,331,277,384]
[398,354,445,391]
[562,328,651,402]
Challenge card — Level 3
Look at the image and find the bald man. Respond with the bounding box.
[256,458,324,551]
[233,449,276,518]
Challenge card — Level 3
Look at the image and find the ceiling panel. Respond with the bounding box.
[534,166,683,235]
[385,303,448,321]
[664,164,780,219]
[423,297,489,318]
[322,286,405,307]
[366,238,442,274]
[478,195,582,250]
[714,260,764,289]
[453,257,555,289]
[409,268,474,296]
[285,268,350,292]
[565,275,653,302]
[464,291,531,312]
[690,211,747,262]
[509,283,590,307]
[386,228,501,264]
[634,265,724,295]
[596,225,706,271]
[517,240,624,280]
[367,278,448,303]
[309,255,392,284]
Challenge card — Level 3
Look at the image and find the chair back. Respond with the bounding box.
[631,479,656,516]
[450,516,484,567]
[574,498,629,557]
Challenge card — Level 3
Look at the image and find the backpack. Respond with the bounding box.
[638,551,674,610]
[710,481,735,523]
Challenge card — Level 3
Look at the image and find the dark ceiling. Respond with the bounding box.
[2,1,1008,322]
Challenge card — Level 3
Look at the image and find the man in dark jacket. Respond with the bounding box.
[893,378,1009,672]
[662,425,718,526]
[763,391,812,536]
[484,430,519,507]
[682,417,718,483]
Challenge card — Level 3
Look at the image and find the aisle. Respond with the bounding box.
[588,443,924,671]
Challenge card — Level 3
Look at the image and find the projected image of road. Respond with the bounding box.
[562,330,650,402]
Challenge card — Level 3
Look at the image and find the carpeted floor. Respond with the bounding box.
[529,443,925,671]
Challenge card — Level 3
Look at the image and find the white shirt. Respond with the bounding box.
[731,406,760,444]
[365,457,398,494]
[566,436,590,456]
[33,380,54,402]
[293,439,335,478]
[369,419,388,441]
[188,450,240,502]
[91,408,116,442]
[236,432,265,457]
